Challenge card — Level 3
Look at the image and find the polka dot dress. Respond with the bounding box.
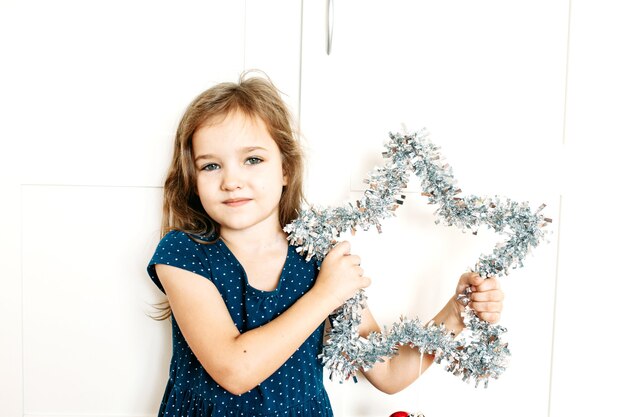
[147,231,333,416]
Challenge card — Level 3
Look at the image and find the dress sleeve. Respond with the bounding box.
[147,230,211,294]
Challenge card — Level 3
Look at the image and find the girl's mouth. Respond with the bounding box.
[223,198,251,207]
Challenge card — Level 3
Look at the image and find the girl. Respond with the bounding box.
[147,73,504,416]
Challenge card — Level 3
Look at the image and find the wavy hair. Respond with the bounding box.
[152,73,305,320]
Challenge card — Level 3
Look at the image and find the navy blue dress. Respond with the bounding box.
[147,231,333,416]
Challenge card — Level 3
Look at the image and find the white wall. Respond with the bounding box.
[1,1,625,416]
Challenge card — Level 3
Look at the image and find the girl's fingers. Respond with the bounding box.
[475,277,501,292]
[458,273,502,291]
[456,272,482,294]
[470,289,504,302]
[477,311,501,323]
[326,241,351,260]
[348,254,361,266]
[455,273,504,324]
[470,300,503,313]
[361,275,372,288]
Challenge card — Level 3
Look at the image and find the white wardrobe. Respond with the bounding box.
[1,1,624,416]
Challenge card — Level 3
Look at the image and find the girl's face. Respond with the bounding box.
[192,110,287,236]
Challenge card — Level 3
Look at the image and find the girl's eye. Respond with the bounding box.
[201,163,220,171]
[245,157,263,165]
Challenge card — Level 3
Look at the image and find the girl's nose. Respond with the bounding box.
[220,167,243,191]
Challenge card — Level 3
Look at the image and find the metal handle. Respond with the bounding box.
[326,0,334,55]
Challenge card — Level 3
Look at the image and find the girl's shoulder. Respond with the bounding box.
[154,229,221,262]
[148,230,216,293]
[160,229,214,245]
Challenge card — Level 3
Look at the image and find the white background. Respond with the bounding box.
[1,1,624,416]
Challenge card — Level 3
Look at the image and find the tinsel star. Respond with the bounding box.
[284,129,551,387]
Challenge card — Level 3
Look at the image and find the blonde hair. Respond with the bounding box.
[152,72,304,320]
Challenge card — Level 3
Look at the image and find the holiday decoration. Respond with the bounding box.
[389,412,425,417]
[284,129,551,387]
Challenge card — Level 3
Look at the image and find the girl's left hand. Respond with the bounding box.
[455,272,504,324]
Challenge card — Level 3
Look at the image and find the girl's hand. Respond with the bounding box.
[455,272,504,324]
[314,241,371,310]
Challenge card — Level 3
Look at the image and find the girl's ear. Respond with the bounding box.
[282,173,288,187]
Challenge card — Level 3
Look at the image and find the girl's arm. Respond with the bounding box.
[156,241,369,395]
[360,272,503,394]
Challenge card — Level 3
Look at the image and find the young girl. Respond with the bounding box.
[147,74,504,416]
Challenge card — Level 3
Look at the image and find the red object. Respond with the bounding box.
[390,413,410,417]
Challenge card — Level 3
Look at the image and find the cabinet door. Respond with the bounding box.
[300,1,566,416]
[0,1,246,415]
[550,2,626,416]
[4,1,245,188]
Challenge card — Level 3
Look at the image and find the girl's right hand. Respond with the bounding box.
[314,241,371,310]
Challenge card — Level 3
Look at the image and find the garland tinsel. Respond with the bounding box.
[284,129,551,387]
